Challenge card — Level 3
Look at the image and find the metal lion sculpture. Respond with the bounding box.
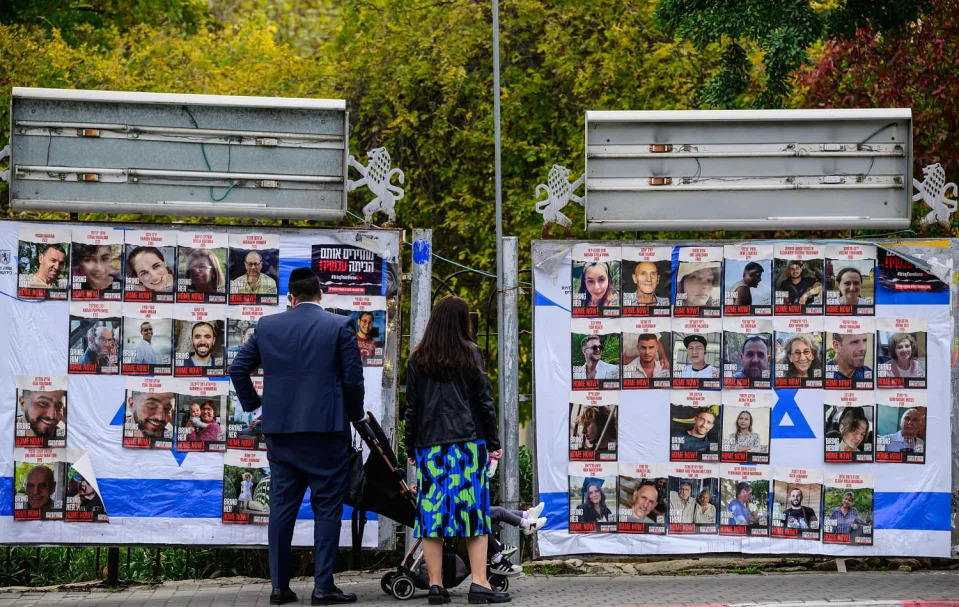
[534,164,585,238]
[347,147,405,224]
[913,163,957,230]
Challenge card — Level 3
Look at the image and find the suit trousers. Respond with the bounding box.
[265,432,350,590]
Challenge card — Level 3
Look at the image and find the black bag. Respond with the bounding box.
[344,441,366,508]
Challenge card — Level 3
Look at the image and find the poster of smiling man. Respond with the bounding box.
[571,317,620,391]
[617,463,668,534]
[672,318,722,390]
[13,449,66,521]
[15,375,67,449]
[17,226,70,301]
[174,305,225,378]
[621,245,671,317]
[123,377,176,450]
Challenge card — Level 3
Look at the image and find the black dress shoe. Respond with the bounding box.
[428,584,452,605]
[269,587,298,605]
[311,587,357,605]
[468,582,511,604]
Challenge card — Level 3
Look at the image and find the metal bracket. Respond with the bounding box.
[0,144,10,182]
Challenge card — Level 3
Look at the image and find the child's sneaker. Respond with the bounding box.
[525,502,545,520]
[499,544,518,558]
[522,516,547,536]
[488,557,523,578]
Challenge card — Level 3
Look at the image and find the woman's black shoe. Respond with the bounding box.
[467,583,511,604]
[428,585,451,605]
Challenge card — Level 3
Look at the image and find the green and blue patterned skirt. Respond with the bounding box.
[413,440,491,538]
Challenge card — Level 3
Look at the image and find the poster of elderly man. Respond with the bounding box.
[228,233,280,305]
[13,454,66,521]
[823,472,874,546]
[621,245,672,317]
[222,450,271,525]
[673,247,722,318]
[15,375,67,449]
[123,377,176,450]
[617,463,668,535]
[667,463,719,535]
[876,391,926,464]
[68,302,121,375]
[176,380,228,452]
[17,226,70,301]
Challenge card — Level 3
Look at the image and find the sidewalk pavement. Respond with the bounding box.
[1,571,958,607]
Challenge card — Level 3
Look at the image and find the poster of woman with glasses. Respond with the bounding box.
[177,232,228,304]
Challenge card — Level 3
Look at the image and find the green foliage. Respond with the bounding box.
[824,487,873,517]
[570,334,620,367]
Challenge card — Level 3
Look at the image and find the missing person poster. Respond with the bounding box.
[123,230,177,303]
[876,247,949,294]
[667,463,719,535]
[15,375,67,449]
[228,233,280,305]
[723,317,772,389]
[13,450,66,521]
[222,449,270,525]
[174,305,225,378]
[673,246,722,318]
[824,391,874,463]
[875,390,926,464]
[823,472,874,546]
[621,316,671,389]
[825,244,876,316]
[121,303,174,376]
[617,463,668,534]
[311,243,385,295]
[323,294,388,367]
[177,232,229,304]
[621,245,671,317]
[669,390,721,462]
[723,244,773,316]
[568,462,617,534]
[571,317,620,390]
[572,243,621,318]
[123,376,176,450]
[227,306,277,375]
[825,317,875,390]
[771,467,822,540]
[176,379,228,452]
[719,463,769,537]
[228,378,265,451]
[774,316,824,389]
[68,301,121,375]
[569,391,618,461]
[876,317,927,389]
[70,228,123,301]
[671,317,721,390]
[721,390,771,464]
[773,243,824,315]
[65,453,109,523]
[17,226,69,300]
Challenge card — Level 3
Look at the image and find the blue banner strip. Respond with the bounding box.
[533,290,570,312]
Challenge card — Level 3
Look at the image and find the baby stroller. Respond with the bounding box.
[352,414,511,601]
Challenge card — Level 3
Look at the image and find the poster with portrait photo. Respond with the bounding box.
[569,391,618,461]
[174,305,225,378]
[571,317,620,391]
[13,450,66,521]
[123,230,177,303]
[723,317,772,389]
[123,376,176,450]
[617,463,668,534]
[323,294,388,367]
[228,233,280,305]
[823,472,873,546]
[671,317,721,390]
[876,317,927,389]
[568,462,617,534]
[121,303,174,376]
[723,244,773,316]
[773,243,824,315]
[70,228,122,301]
[719,463,769,537]
[571,243,621,318]
[824,391,874,463]
[621,316,671,389]
[667,463,719,535]
[825,244,876,316]
[68,301,121,375]
[17,226,69,300]
[721,390,771,464]
[228,377,265,451]
[621,245,671,317]
[65,453,109,523]
[770,467,822,540]
[15,375,67,449]
[227,305,278,375]
[774,316,824,389]
[673,246,722,318]
[177,232,228,304]
[824,317,875,390]
[311,243,385,295]
[223,449,270,525]
[176,378,228,452]
[669,390,721,462]
[875,390,926,464]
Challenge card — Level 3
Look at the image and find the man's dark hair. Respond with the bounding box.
[744,261,763,274]
[741,334,768,354]
[288,267,321,301]
[638,333,658,342]
[38,243,66,257]
[580,335,602,349]
[736,481,751,497]
[359,311,374,321]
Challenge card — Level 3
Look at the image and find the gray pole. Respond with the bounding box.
[499,237,520,558]
[406,228,433,554]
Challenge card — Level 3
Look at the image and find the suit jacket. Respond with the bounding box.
[229,302,365,434]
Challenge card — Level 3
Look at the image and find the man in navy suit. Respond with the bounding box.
[230,267,365,605]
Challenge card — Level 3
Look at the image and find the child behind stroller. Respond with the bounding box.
[487,502,547,577]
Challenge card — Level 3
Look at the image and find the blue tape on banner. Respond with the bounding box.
[412,240,431,265]
[0,476,12,516]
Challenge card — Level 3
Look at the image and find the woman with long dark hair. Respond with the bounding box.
[405,295,508,605]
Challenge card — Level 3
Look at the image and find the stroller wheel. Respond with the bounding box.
[381,571,397,595]
[489,575,510,593]
[390,574,416,600]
